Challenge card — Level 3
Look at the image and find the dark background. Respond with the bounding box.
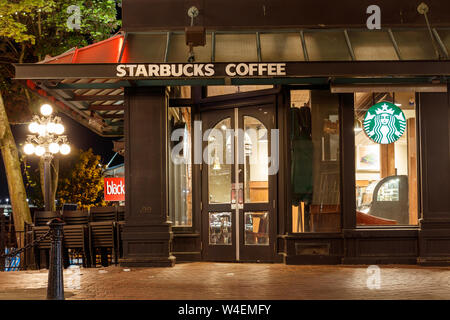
[0,113,123,201]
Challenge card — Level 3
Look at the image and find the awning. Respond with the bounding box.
[14,28,450,137]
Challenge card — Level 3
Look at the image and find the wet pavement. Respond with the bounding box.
[1,262,450,300]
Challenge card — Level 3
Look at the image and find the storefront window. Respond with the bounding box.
[291,90,341,233]
[354,92,418,226]
[207,118,232,204]
[168,107,193,227]
[207,85,273,97]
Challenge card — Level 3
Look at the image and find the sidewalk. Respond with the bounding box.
[1,262,450,300]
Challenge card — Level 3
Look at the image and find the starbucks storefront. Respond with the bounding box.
[14,0,450,266]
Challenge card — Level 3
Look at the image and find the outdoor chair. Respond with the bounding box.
[116,206,125,221]
[62,210,91,268]
[89,206,117,266]
[90,206,117,222]
[89,221,117,267]
[27,211,60,269]
[116,220,125,260]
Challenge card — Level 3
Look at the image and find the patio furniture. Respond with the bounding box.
[62,210,91,267]
[89,206,117,266]
[116,205,125,221]
[28,211,60,269]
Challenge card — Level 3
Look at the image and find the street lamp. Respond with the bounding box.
[23,104,71,210]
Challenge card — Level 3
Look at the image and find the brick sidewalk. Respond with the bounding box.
[1,263,450,300]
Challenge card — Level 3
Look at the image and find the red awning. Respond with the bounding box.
[40,34,125,64]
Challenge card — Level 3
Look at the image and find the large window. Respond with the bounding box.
[354,92,418,226]
[291,90,341,233]
[168,106,193,227]
[207,85,273,97]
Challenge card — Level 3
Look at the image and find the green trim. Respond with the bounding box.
[53,76,444,89]
[332,77,438,84]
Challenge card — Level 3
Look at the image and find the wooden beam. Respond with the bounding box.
[70,95,124,101]
[89,104,124,111]
[168,98,194,107]
[102,114,124,119]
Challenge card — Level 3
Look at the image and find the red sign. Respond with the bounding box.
[104,177,125,201]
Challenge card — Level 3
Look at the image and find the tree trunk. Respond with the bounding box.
[0,92,32,247]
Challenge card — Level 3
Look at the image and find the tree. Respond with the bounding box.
[0,0,48,242]
[0,93,31,240]
[57,149,105,210]
[0,1,121,240]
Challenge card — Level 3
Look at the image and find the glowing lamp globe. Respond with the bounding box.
[40,104,53,116]
[23,143,35,155]
[49,143,60,154]
[28,122,39,133]
[37,124,46,136]
[60,144,71,155]
[35,145,45,156]
[46,122,56,134]
[54,123,64,135]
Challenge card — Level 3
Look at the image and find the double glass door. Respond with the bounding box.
[201,104,276,261]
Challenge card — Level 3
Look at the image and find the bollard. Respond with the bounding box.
[46,218,65,300]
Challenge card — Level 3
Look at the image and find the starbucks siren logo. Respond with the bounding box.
[363,102,406,144]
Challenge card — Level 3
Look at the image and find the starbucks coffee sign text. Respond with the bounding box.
[116,63,287,78]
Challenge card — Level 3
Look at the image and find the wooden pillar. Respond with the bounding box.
[120,87,175,267]
[407,118,418,225]
[339,93,356,230]
[380,144,396,178]
[417,86,450,265]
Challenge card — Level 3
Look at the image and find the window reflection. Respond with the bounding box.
[244,116,269,203]
[354,92,418,226]
[208,118,232,204]
[291,90,341,233]
[244,212,269,245]
[209,212,232,245]
[168,106,192,227]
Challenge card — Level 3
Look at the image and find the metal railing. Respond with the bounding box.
[0,217,65,300]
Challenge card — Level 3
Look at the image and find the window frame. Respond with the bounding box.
[351,92,421,229]
[168,106,195,232]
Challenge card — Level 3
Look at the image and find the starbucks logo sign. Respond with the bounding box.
[363,102,406,144]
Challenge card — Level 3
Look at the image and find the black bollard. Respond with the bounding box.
[46,218,65,300]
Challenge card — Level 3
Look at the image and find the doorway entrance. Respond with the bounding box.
[201,103,277,262]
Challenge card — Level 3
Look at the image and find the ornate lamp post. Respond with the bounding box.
[23,104,71,211]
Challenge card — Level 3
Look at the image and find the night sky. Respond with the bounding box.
[0,112,123,200]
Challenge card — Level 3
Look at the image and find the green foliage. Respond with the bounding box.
[0,0,121,122]
[0,0,51,44]
[36,0,122,58]
[57,148,105,209]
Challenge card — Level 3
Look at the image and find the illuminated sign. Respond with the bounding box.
[116,63,287,78]
[104,177,125,201]
[363,102,406,144]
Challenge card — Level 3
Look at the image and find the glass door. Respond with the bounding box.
[201,104,276,262]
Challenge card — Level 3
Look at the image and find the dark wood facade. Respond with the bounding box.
[123,0,450,31]
[120,87,175,267]
[119,83,450,266]
[12,0,450,267]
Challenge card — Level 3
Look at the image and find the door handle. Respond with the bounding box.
[238,189,243,205]
[238,188,243,209]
